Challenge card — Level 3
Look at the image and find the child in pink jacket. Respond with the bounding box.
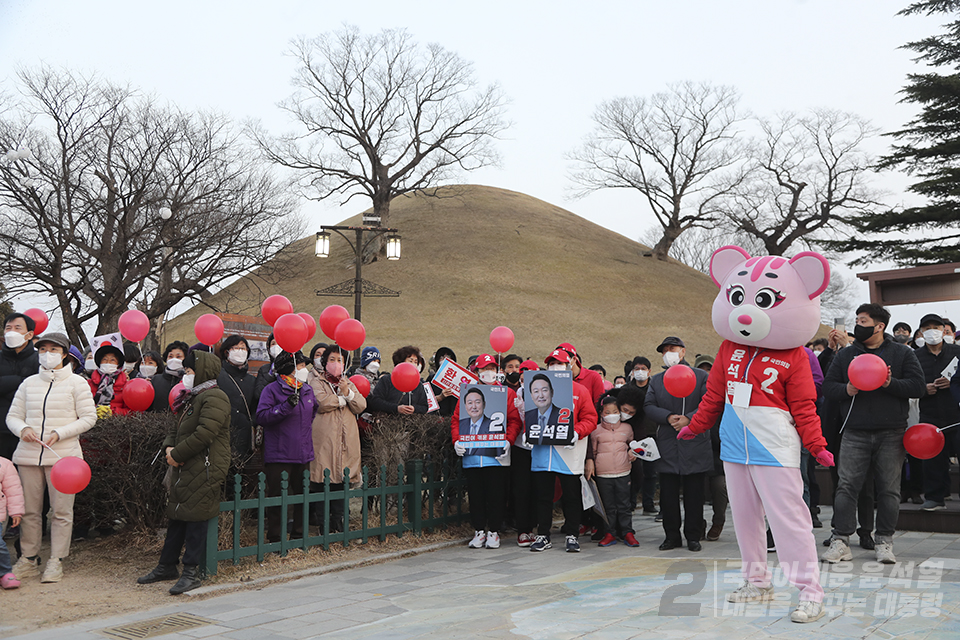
[0,456,25,589]
[586,397,638,547]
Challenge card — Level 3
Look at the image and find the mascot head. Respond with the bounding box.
[709,246,830,350]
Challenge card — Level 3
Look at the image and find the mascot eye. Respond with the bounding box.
[726,285,745,307]
[755,287,785,309]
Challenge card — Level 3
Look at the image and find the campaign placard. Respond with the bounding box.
[523,370,575,445]
[423,382,440,413]
[457,384,507,456]
[432,357,478,397]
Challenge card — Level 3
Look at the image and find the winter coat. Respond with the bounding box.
[530,381,598,475]
[449,383,523,469]
[367,372,429,414]
[257,376,317,465]
[643,363,713,475]
[218,361,257,458]
[6,366,97,466]
[590,421,633,477]
[0,342,39,438]
[822,334,925,432]
[617,383,657,440]
[149,370,182,412]
[0,456,25,522]
[163,352,231,522]
[308,370,366,486]
[88,370,132,416]
[253,361,276,408]
[916,343,960,427]
[687,342,826,469]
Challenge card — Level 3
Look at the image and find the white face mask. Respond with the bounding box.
[366,361,380,374]
[84,358,96,372]
[620,412,634,422]
[314,357,324,369]
[39,352,62,370]
[633,369,649,381]
[923,329,944,346]
[547,364,567,371]
[100,363,118,375]
[916,337,926,348]
[602,414,620,424]
[181,373,195,389]
[4,331,26,349]
[123,362,136,373]
[295,368,309,383]
[663,351,681,367]
[479,370,498,384]
[139,364,157,378]
[946,335,955,344]
[227,349,248,366]
[166,358,183,371]
[614,383,624,389]
[269,344,282,358]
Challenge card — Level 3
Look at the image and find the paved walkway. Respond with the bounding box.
[9,506,960,639]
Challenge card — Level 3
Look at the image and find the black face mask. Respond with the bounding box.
[505,371,521,385]
[894,334,909,344]
[854,323,877,344]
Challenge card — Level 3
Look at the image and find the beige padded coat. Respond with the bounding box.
[308,370,366,487]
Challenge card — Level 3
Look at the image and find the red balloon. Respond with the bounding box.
[261,295,293,327]
[904,423,945,460]
[50,456,91,494]
[349,374,371,398]
[124,378,155,412]
[169,382,186,409]
[848,353,888,391]
[24,308,48,335]
[194,314,224,346]
[118,309,150,342]
[274,313,309,353]
[663,365,697,398]
[319,305,350,341]
[391,362,421,393]
[489,326,515,353]
[298,313,318,342]
[335,319,366,352]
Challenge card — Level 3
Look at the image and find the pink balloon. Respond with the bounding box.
[298,313,318,342]
[50,457,91,494]
[904,423,945,460]
[194,314,224,346]
[391,362,421,393]
[24,308,49,335]
[320,305,350,341]
[848,354,887,391]
[261,295,293,327]
[489,326,515,353]
[335,319,366,351]
[118,309,150,342]
[663,365,697,398]
[274,313,309,353]
[124,378,155,412]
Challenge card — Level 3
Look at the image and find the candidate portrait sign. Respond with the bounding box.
[524,370,575,446]
[458,384,507,456]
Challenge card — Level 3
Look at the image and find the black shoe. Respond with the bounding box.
[766,529,775,553]
[169,565,201,595]
[659,539,681,551]
[688,540,702,552]
[654,512,663,523]
[811,513,822,528]
[137,563,179,584]
[859,533,875,550]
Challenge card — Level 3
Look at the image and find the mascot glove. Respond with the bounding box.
[677,426,697,441]
[815,449,835,467]
[454,441,467,457]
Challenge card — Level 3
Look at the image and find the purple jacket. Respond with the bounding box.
[256,377,318,465]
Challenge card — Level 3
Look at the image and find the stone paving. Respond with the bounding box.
[7,506,960,639]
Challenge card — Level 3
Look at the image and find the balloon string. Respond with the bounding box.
[39,440,63,459]
[839,396,856,434]
[938,421,960,432]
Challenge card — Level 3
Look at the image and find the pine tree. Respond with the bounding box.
[830,1,960,264]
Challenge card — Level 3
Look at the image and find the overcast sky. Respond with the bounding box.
[0,0,955,331]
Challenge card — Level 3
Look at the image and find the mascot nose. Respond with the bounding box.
[738,314,753,325]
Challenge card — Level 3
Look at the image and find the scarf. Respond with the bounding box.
[94,370,121,406]
[280,373,303,390]
[172,379,219,414]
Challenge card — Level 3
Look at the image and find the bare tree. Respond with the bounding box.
[0,67,302,349]
[639,225,764,274]
[250,26,508,260]
[570,82,747,260]
[719,109,881,256]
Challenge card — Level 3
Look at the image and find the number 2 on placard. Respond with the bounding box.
[558,408,571,424]
[760,368,778,394]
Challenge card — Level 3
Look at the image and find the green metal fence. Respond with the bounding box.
[204,459,468,576]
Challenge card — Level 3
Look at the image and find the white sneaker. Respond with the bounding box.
[468,530,486,548]
[485,531,500,549]
[820,538,852,563]
[726,580,774,603]
[41,558,63,583]
[790,600,825,623]
[876,541,896,564]
[12,556,40,580]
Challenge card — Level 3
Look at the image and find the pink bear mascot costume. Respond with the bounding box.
[678,246,835,624]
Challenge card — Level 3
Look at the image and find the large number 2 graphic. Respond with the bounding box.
[760,367,779,394]
[658,561,706,616]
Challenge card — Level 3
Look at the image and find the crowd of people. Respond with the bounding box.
[0,301,956,603]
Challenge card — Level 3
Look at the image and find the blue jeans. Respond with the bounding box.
[0,523,11,574]
[832,428,904,543]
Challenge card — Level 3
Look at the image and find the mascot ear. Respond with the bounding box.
[789,252,831,300]
[709,246,751,288]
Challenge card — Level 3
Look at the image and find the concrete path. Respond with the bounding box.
[8,506,960,639]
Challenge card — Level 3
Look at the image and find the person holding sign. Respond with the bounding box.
[450,354,522,550]
[529,349,598,553]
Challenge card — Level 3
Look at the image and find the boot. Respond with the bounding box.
[169,564,201,595]
[137,563,179,584]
